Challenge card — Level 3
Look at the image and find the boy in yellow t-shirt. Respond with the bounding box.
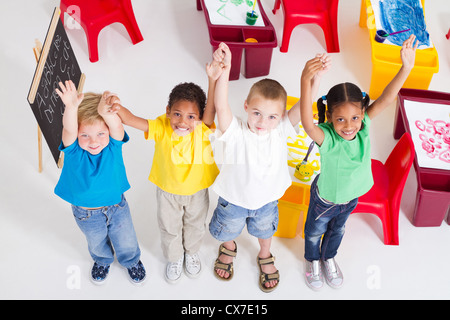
[116,59,222,283]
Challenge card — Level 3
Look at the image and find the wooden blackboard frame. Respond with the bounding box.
[27,7,85,167]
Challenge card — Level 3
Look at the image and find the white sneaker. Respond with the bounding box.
[305,260,323,291]
[322,258,343,289]
[165,255,184,284]
[184,252,202,278]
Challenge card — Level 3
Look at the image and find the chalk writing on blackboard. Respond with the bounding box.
[27,7,85,165]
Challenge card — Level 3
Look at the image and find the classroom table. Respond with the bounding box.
[197,0,277,80]
[393,88,450,227]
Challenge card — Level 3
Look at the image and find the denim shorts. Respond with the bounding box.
[209,197,279,241]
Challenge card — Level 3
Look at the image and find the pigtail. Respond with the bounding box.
[361,92,370,110]
[317,97,326,124]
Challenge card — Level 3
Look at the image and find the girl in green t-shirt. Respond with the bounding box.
[299,35,418,291]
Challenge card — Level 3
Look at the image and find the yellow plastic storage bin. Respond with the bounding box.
[274,182,311,238]
[359,0,439,99]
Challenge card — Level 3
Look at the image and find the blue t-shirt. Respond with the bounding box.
[54,133,131,207]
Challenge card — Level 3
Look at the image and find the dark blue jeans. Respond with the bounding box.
[304,175,358,262]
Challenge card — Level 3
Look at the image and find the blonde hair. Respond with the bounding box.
[77,92,103,125]
[246,78,287,110]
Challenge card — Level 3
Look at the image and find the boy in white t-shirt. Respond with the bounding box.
[208,43,300,293]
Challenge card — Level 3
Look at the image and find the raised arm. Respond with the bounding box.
[289,53,331,126]
[300,56,330,146]
[55,80,84,147]
[213,42,234,133]
[366,34,417,119]
[203,59,222,128]
[97,92,125,141]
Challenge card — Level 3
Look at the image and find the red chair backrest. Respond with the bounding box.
[384,132,415,198]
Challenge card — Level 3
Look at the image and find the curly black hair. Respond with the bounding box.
[167,82,207,119]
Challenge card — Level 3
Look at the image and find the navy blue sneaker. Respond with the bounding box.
[91,262,110,285]
[127,260,146,285]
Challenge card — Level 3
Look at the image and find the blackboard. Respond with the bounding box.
[27,7,85,165]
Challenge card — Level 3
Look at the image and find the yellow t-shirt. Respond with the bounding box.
[144,114,219,195]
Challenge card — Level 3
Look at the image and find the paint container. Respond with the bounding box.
[246,11,258,25]
[375,29,389,43]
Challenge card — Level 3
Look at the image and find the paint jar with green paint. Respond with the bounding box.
[246,11,258,25]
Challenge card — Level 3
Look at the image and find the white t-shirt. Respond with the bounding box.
[210,116,297,210]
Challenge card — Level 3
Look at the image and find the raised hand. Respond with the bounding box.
[400,34,418,71]
[315,53,332,78]
[301,56,328,83]
[55,80,84,109]
[98,91,121,116]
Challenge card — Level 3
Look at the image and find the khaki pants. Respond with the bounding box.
[156,187,209,262]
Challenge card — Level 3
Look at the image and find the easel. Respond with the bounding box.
[33,40,44,172]
[32,38,85,172]
[32,39,65,172]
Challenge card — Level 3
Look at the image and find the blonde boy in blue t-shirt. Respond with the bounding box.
[54,80,146,285]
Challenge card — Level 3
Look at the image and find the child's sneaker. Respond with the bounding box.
[91,262,110,285]
[165,255,184,284]
[322,258,343,289]
[304,260,323,291]
[127,260,146,285]
[184,252,202,278]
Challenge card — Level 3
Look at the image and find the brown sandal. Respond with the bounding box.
[213,241,237,281]
[257,254,280,293]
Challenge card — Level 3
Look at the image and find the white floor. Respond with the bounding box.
[1,0,449,301]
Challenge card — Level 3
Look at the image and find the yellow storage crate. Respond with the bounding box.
[359,0,439,99]
[275,182,311,239]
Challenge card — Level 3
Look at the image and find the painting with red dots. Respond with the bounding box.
[404,99,450,170]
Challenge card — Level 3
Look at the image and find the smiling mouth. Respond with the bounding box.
[342,130,355,136]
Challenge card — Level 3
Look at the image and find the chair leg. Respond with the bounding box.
[321,11,340,53]
[122,14,144,44]
[272,0,281,14]
[85,26,101,63]
[121,0,144,44]
[280,17,295,53]
[387,204,400,246]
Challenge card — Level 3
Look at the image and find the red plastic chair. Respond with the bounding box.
[272,0,340,53]
[352,133,415,246]
[60,0,143,62]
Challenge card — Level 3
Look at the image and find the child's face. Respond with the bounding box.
[166,100,201,137]
[327,102,365,141]
[78,120,110,155]
[244,95,285,135]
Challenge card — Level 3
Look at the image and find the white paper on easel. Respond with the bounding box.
[203,0,265,26]
[403,99,450,170]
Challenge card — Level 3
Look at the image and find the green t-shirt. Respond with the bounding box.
[316,113,373,204]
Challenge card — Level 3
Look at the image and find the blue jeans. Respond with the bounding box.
[71,195,141,268]
[304,175,358,261]
[209,197,279,242]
